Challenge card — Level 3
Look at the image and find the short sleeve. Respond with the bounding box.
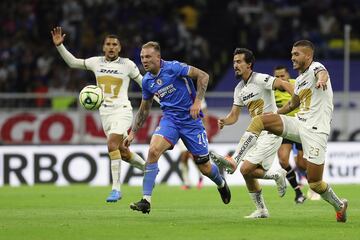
[233,85,244,106]
[142,78,154,100]
[171,61,190,77]
[128,60,141,79]
[311,62,327,76]
[262,75,276,90]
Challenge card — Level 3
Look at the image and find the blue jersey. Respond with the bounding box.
[142,60,203,121]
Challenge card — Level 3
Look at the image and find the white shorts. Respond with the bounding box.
[244,131,282,170]
[100,108,133,137]
[280,115,328,165]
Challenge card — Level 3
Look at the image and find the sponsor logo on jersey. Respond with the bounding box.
[157,84,176,98]
[99,69,120,74]
[297,81,308,90]
[264,76,270,83]
[242,92,258,101]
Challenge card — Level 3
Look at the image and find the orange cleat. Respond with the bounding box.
[336,199,348,223]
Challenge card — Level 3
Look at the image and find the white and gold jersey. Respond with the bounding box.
[85,57,141,115]
[294,61,333,135]
[233,72,277,118]
[56,44,142,116]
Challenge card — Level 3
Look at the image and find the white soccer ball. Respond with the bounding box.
[79,85,104,110]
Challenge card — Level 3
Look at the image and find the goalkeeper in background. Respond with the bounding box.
[51,26,146,203]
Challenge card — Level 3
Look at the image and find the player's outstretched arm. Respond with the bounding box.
[124,98,153,147]
[51,26,66,46]
[315,70,329,91]
[51,26,87,70]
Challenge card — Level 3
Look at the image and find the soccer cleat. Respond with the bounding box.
[130,199,151,214]
[210,151,237,174]
[106,190,122,202]
[295,194,306,204]
[274,168,287,197]
[217,177,231,204]
[244,209,269,219]
[336,199,348,223]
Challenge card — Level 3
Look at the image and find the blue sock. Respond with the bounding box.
[143,162,159,196]
[207,164,224,187]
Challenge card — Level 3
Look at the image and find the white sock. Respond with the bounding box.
[249,191,267,210]
[263,169,277,180]
[143,195,151,203]
[111,159,121,191]
[320,186,344,211]
[179,162,191,186]
[129,152,146,171]
[232,131,258,165]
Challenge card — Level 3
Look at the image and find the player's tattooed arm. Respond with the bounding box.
[188,66,209,101]
[131,98,153,133]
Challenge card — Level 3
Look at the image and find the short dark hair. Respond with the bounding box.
[293,40,314,51]
[233,48,255,69]
[104,34,121,44]
[274,65,289,72]
[142,41,161,53]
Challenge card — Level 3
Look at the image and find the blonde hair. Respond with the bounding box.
[142,41,161,53]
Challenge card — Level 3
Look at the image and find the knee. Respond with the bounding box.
[194,155,211,174]
[107,139,119,152]
[309,180,327,194]
[278,154,289,168]
[240,165,251,178]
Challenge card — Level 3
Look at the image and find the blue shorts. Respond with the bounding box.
[153,116,208,156]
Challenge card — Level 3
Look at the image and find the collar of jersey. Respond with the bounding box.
[243,71,254,85]
[300,61,313,75]
[103,57,120,63]
[149,59,165,78]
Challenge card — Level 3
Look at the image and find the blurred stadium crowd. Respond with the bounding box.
[0,0,359,96]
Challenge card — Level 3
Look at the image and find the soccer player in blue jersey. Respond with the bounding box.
[124,41,231,214]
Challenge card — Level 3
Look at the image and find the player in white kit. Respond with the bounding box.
[210,48,294,218]
[212,40,348,222]
[51,26,146,202]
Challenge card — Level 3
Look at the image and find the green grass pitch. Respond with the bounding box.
[0,184,359,240]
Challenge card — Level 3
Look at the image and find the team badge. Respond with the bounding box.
[156,78,163,85]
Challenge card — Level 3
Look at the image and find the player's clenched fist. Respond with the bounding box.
[218,119,225,129]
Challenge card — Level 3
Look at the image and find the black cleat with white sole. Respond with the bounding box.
[130,199,151,214]
[218,177,231,204]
